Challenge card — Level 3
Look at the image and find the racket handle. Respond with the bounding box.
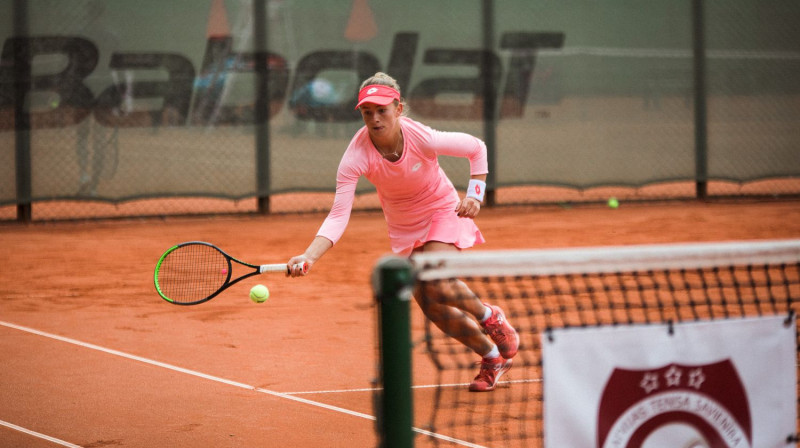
[260,262,309,275]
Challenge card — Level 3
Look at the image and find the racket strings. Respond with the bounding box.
[157,244,229,303]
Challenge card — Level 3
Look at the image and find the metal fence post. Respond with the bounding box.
[692,0,708,200]
[253,0,271,214]
[482,0,497,207]
[13,0,32,223]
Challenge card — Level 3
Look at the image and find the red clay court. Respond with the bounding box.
[1,200,799,447]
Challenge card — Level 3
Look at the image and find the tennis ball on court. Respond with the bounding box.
[249,284,269,303]
[607,197,619,209]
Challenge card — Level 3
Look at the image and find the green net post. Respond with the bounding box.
[373,256,414,448]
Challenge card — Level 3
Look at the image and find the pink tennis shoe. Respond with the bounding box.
[469,356,513,392]
[481,304,519,359]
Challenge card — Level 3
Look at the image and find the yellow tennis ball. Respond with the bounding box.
[607,197,619,209]
[249,284,269,303]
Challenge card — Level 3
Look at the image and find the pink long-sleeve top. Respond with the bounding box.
[316,117,488,254]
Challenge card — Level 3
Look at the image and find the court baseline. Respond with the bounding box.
[0,419,81,448]
[0,320,485,448]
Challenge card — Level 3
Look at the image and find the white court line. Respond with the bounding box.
[0,419,81,448]
[0,320,487,448]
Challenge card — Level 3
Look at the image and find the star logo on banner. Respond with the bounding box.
[688,368,706,389]
[639,372,659,393]
[664,365,682,387]
[639,365,703,393]
[599,360,753,448]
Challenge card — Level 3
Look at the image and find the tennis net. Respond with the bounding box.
[373,239,800,448]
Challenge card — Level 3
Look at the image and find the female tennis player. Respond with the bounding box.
[287,72,519,392]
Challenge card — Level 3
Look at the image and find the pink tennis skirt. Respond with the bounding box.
[391,208,486,255]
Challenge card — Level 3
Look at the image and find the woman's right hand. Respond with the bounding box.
[286,255,312,277]
[286,236,333,277]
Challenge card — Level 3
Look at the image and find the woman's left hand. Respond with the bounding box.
[455,197,482,218]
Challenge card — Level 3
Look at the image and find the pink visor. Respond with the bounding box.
[355,84,401,109]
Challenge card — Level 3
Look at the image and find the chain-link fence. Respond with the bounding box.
[1,0,799,221]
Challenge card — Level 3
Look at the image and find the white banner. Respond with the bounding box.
[543,316,797,448]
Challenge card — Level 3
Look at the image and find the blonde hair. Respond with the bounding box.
[360,72,407,112]
[360,72,399,91]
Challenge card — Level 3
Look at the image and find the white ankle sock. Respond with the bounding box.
[479,305,493,323]
[483,346,500,360]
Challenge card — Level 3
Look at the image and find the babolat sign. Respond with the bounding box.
[0,31,563,130]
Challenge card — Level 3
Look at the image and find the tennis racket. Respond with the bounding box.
[154,241,307,305]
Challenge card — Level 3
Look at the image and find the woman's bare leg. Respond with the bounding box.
[412,241,494,356]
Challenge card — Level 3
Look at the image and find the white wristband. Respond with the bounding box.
[466,179,486,202]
